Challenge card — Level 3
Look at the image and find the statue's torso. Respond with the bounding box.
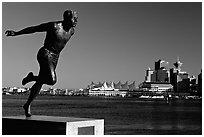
[44,22,73,54]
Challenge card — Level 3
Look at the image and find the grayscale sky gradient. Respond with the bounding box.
[2,2,202,89]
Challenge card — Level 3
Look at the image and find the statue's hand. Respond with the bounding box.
[5,30,16,36]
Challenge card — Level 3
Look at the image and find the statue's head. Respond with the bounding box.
[63,10,78,27]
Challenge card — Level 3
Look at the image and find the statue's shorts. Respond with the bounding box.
[37,47,59,85]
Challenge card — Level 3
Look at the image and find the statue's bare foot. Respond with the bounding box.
[22,72,34,86]
[23,104,32,117]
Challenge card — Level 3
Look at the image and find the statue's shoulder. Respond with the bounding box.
[70,27,75,36]
[46,21,62,29]
[54,21,62,25]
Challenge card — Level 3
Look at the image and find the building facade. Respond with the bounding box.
[198,70,202,95]
[140,82,173,93]
[170,58,196,93]
[145,60,170,83]
[142,58,197,93]
[88,81,137,97]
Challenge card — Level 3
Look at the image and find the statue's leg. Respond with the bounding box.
[22,72,38,85]
[46,61,57,85]
[23,47,58,117]
[38,49,58,86]
[23,47,44,117]
[23,82,43,117]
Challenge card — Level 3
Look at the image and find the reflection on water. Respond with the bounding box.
[104,99,202,135]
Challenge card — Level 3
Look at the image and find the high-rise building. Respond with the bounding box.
[145,59,169,83]
[170,58,193,92]
[173,56,183,72]
[170,68,177,92]
[145,58,195,93]
[155,59,169,70]
[145,68,154,82]
[198,70,202,96]
[151,69,169,82]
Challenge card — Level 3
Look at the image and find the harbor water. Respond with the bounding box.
[2,95,202,135]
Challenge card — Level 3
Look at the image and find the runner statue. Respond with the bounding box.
[5,10,78,117]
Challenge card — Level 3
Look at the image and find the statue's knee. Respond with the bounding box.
[46,76,57,85]
[50,78,57,85]
[53,79,57,85]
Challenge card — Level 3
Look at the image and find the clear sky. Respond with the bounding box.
[2,2,202,89]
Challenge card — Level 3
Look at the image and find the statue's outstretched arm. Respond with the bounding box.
[5,22,51,37]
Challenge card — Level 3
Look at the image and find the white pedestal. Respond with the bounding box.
[2,115,104,135]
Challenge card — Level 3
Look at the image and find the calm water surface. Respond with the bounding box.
[2,95,202,135]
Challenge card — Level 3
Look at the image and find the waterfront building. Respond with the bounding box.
[121,81,129,90]
[114,81,122,90]
[142,59,172,93]
[103,81,114,91]
[145,59,170,83]
[170,57,196,93]
[153,60,169,82]
[173,57,183,72]
[142,58,196,93]
[2,87,29,95]
[170,68,177,92]
[145,68,154,82]
[151,69,169,82]
[155,59,169,70]
[139,82,173,93]
[198,70,202,95]
[88,81,137,97]
[128,81,136,91]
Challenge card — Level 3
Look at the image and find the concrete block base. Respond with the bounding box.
[2,115,104,135]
